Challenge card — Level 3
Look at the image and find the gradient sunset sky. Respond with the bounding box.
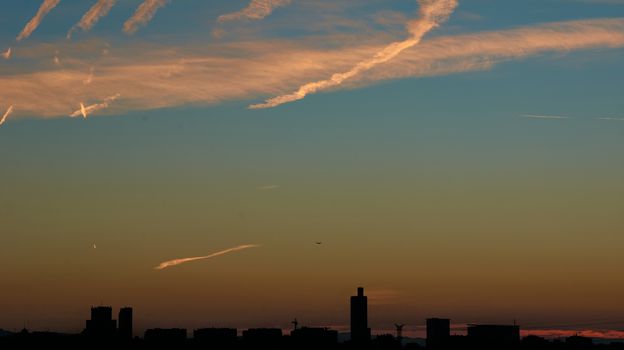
[1,0,623,337]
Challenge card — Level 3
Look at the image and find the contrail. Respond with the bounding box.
[67,0,117,39]
[155,244,261,270]
[84,67,95,85]
[2,48,11,60]
[16,0,61,42]
[520,114,570,120]
[249,0,458,109]
[596,117,624,121]
[0,105,14,126]
[123,0,169,34]
[218,0,292,23]
[70,93,120,118]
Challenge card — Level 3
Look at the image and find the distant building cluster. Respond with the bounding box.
[0,287,622,349]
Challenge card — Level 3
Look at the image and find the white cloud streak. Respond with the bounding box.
[67,0,117,39]
[155,244,261,270]
[520,114,571,120]
[69,93,120,118]
[16,0,61,42]
[2,48,11,60]
[2,18,624,119]
[0,105,13,125]
[123,0,169,34]
[218,0,292,23]
[248,0,458,109]
[0,106,14,126]
[596,117,624,121]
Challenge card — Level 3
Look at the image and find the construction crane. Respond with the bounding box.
[394,323,405,341]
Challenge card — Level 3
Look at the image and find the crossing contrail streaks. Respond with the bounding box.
[70,93,120,118]
[155,244,261,270]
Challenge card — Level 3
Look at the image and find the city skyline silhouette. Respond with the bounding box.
[1,287,623,349]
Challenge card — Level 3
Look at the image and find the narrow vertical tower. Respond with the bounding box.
[118,307,133,341]
[350,287,371,343]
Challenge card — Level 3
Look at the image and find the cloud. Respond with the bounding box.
[16,0,61,42]
[2,48,11,60]
[2,18,624,119]
[123,0,169,34]
[155,244,261,270]
[523,329,624,339]
[67,0,117,39]
[248,0,458,109]
[0,106,14,127]
[596,117,624,121]
[520,114,571,120]
[218,0,292,23]
[69,93,120,118]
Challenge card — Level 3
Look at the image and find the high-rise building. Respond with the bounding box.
[350,287,371,343]
[426,318,450,349]
[118,307,133,340]
[85,306,116,340]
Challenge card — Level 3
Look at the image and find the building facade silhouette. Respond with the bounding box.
[85,306,116,340]
[426,318,450,349]
[118,307,133,340]
[350,287,371,343]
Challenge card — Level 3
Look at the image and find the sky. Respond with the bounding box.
[0,0,623,339]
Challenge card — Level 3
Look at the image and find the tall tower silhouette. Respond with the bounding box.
[118,307,133,340]
[350,287,371,343]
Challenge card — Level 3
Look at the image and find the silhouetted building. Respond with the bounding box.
[426,318,450,349]
[372,334,402,350]
[291,327,338,348]
[144,328,187,345]
[85,306,116,340]
[566,335,593,350]
[242,328,282,348]
[193,328,237,347]
[467,324,520,348]
[118,307,133,340]
[351,287,371,343]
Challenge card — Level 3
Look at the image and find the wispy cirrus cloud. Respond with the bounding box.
[67,0,117,39]
[218,0,292,23]
[123,0,169,34]
[155,244,261,270]
[2,18,624,119]
[249,0,459,109]
[16,0,61,42]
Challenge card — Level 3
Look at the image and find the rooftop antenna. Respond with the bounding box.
[394,324,405,341]
[292,318,299,330]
